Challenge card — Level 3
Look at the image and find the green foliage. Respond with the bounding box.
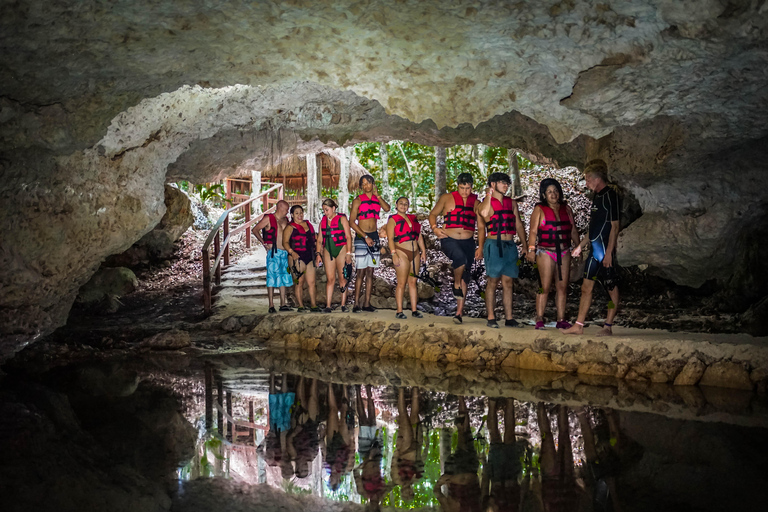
[176,181,190,192]
[194,183,231,207]
[355,142,533,213]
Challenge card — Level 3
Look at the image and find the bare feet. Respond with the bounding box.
[596,324,613,337]
[560,322,584,335]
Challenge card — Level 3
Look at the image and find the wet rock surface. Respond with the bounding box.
[0,372,192,512]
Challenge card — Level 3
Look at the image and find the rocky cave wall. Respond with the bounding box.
[2,0,768,356]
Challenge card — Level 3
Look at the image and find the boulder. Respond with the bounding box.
[516,348,567,373]
[741,295,768,337]
[674,357,706,386]
[106,185,194,265]
[139,330,191,350]
[699,361,753,391]
[76,267,138,311]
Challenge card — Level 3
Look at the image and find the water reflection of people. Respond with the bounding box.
[391,387,425,502]
[257,373,296,479]
[486,398,523,512]
[322,383,356,491]
[577,408,625,512]
[354,384,391,510]
[537,403,586,512]
[434,396,481,512]
[291,376,320,479]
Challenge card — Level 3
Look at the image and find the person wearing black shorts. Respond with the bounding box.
[562,160,620,336]
[428,173,481,324]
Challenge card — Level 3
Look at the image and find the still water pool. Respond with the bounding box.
[2,351,767,512]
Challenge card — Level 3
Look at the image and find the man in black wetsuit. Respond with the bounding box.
[562,160,620,336]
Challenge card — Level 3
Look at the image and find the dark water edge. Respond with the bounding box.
[1,352,767,512]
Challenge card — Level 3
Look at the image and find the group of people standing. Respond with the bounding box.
[254,159,620,335]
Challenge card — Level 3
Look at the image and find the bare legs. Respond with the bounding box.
[394,250,418,313]
[561,278,620,335]
[292,260,317,309]
[323,250,348,309]
[354,267,375,309]
[535,253,571,323]
[485,276,514,321]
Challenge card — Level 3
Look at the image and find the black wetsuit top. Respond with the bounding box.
[589,187,620,259]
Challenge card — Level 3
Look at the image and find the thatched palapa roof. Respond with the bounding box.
[260,148,367,191]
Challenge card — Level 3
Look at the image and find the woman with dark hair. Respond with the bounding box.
[526,178,580,330]
[386,197,427,319]
[317,198,354,313]
[283,205,321,312]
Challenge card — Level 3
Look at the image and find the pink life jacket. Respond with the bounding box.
[261,213,278,245]
[538,205,573,249]
[444,191,477,231]
[289,221,315,253]
[391,213,421,244]
[356,193,381,220]
[320,214,347,247]
[486,196,516,236]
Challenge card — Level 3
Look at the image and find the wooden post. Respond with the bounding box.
[202,248,211,313]
[338,147,351,215]
[245,205,251,248]
[306,153,320,224]
[223,216,230,267]
[226,391,233,441]
[249,401,255,444]
[205,365,213,430]
[251,170,262,214]
[216,376,224,436]
[214,232,221,285]
[435,146,447,199]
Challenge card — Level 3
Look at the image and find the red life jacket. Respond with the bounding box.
[444,191,477,231]
[392,213,421,243]
[356,193,381,220]
[538,205,573,248]
[486,196,516,236]
[261,213,278,245]
[289,221,315,252]
[320,214,347,248]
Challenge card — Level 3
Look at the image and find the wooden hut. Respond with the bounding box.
[225,149,367,214]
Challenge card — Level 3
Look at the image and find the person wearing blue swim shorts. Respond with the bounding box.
[253,200,294,313]
[476,173,528,329]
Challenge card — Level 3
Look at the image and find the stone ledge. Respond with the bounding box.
[206,350,768,429]
[220,311,768,391]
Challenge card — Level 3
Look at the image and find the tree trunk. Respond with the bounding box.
[396,141,418,209]
[508,149,523,197]
[306,153,321,224]
[338,147,351,215]
[379,142,391,205]
[477,144,488,178]
[250,170,262,214]
[435,146,447,198]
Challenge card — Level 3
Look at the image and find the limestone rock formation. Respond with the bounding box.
[2,0,768,355]
[76,267,139,311]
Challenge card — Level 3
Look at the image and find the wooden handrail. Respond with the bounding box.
[202,182,284,313]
